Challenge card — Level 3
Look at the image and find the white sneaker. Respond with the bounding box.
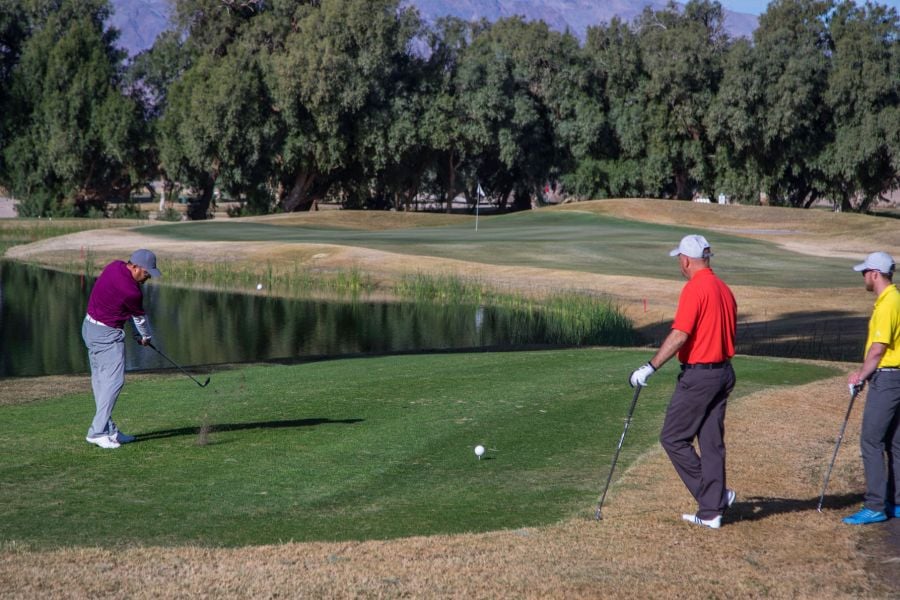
[114,432,136,444]
[682,513,722,529]
[86,435,120,449]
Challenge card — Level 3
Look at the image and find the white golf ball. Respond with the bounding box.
[474,445,485,457]
[256,283,263,290]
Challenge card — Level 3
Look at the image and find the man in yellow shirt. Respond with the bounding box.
[845,252,900,525]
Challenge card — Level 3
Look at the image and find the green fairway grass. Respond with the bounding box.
[142,211,859,288]
[0,349,837,549]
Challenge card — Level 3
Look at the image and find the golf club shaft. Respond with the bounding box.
[817,386,861,512]
[141,339,210,388]
[595,385,643,520]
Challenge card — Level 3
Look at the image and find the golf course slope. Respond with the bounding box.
[2,198,899,597]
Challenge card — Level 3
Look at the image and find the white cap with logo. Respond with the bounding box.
[669,234,713,259]
[852,251,895,275]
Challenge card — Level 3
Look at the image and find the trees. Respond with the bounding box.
[740,0,834,207]
[580,17,644,198]
[633,0,728,200]
[582,1,729,201]
[159,47,278,217]
[270,0,419,211]
[823,1,900,211]
[2,0,898,216]
[1,0,145,216]
[461,18,578,209]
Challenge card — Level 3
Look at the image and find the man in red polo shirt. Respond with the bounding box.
[629,234,737,529]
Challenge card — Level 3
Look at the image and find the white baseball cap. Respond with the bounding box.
[852,251,895,275]
[669,234,713,259]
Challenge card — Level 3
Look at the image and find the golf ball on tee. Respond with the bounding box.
[256,283,263,290]
[474,445,485,458]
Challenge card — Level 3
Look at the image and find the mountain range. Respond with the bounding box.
[108,0,759,56]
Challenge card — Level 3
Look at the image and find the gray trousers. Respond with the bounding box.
[660,364,736,520]
[82,318,125,438]
[860,369,900,512]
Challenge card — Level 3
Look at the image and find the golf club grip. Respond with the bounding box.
[132,334,155,350]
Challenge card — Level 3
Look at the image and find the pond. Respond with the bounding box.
[0,261,629,378]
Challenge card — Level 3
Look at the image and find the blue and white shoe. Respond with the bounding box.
[842,507,887,525]
[888,505,900,518]
[114,431,136,444]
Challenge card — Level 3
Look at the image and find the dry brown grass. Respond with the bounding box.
[1,373,897,598]
[3,199,899,597]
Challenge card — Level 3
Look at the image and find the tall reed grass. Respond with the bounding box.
[160,260,376,299]
[396,273,634,346]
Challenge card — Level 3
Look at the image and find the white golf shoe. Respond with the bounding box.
[682,513,722,529]
[86,434,120,449]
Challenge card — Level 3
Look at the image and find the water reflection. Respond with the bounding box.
[0,262,599,378]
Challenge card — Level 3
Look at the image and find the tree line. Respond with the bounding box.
[0,0,898,218]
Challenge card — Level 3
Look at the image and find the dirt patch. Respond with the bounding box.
[0,373,893,598]
[0,372,165,407]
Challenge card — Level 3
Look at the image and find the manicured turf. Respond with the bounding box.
[142,210,859,288]
[0,349,837,549]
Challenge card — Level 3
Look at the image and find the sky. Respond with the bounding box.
[718,0,900,14]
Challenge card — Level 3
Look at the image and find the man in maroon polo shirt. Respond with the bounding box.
[81,249,161,449]
[629,234,738,529]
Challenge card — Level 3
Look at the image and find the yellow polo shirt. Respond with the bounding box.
[865,284,900,367]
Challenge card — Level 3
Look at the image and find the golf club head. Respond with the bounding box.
[594,508,603,521]
[201,377,211,387]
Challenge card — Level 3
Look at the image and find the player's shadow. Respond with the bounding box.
[728,493,861,523]
[134,417,364,442]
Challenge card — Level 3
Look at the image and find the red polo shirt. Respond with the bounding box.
[672,268,736,364]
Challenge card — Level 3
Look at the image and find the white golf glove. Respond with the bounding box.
[849,382,864,396]
[629,363,656,388]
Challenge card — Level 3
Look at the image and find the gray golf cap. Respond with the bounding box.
[852,251,895,275]
[129,249,162,278]
[669,234,713,259]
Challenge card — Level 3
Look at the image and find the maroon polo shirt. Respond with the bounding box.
[86,261,146,329]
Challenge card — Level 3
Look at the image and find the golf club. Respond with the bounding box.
[817,383,863,512]
[137,336,210,388]
[595,384,643,520]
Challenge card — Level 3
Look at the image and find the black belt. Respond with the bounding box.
[681,361,730,370]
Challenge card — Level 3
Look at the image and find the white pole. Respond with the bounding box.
[475,182,483,232]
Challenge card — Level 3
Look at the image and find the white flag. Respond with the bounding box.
[477,183,486,198]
